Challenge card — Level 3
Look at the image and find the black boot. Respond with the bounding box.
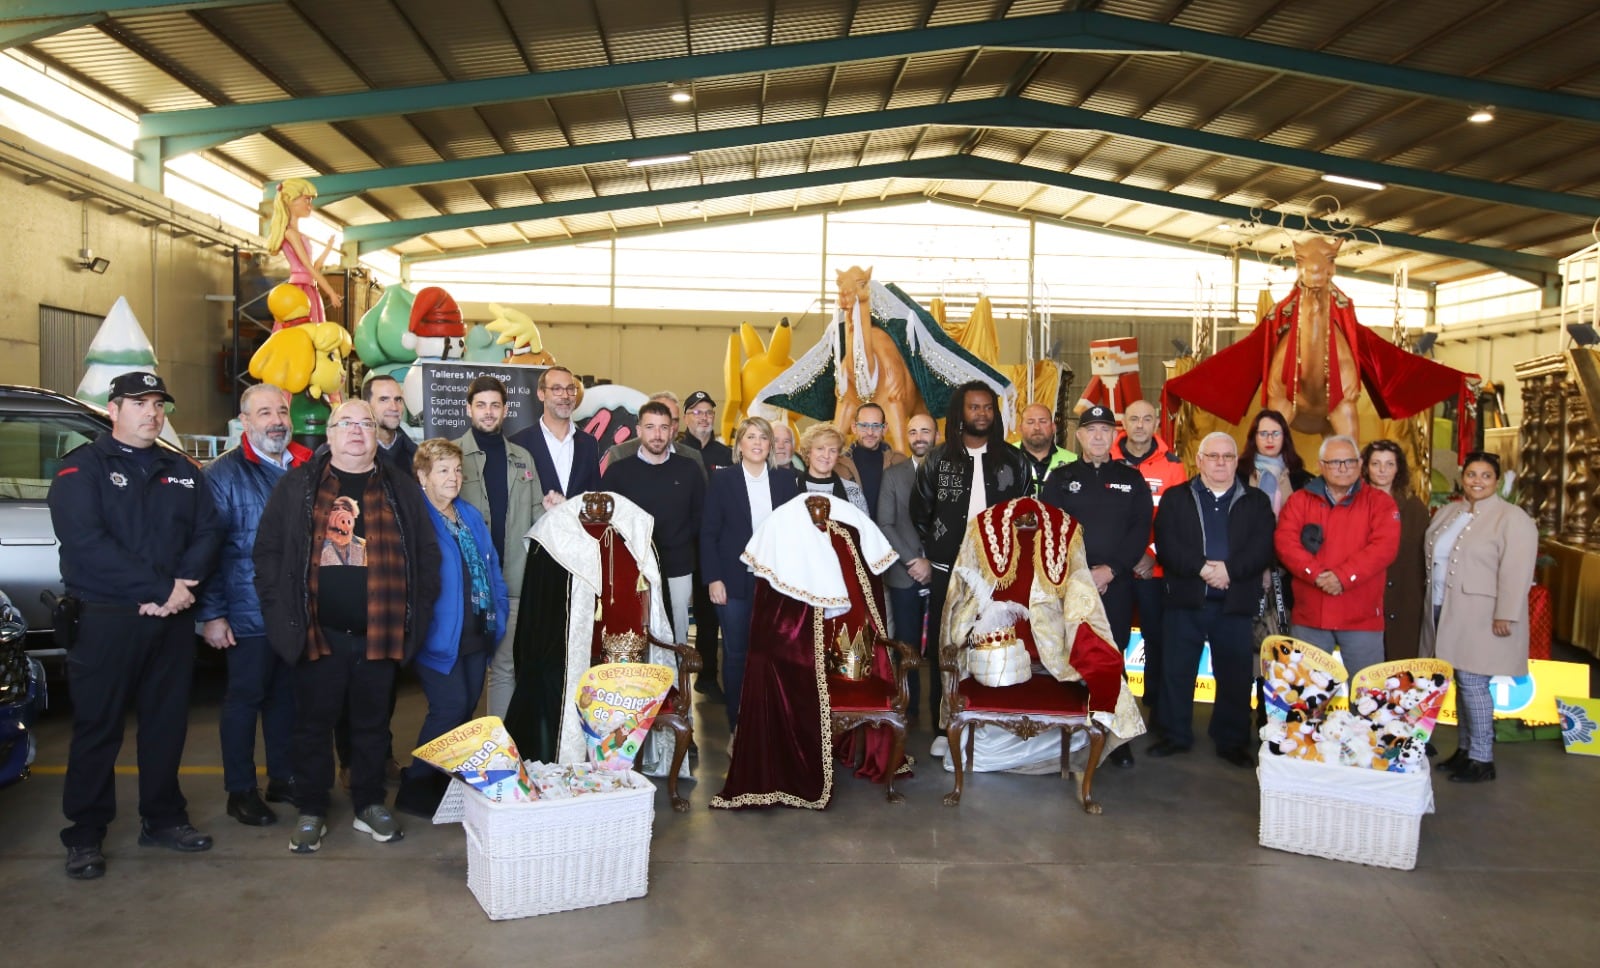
[227,788,279,827]
[394,771,446,818]
[1448,759,1496,783]
[1436,749,1470,773]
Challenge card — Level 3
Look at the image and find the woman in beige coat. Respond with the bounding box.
[1421,452,1538,783]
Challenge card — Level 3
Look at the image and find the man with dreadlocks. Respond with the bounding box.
[911,380,1027,752]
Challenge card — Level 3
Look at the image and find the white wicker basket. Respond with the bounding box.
[1256,746,1435,871]
[457,770,656,920]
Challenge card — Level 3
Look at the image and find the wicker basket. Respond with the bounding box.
[457,770,655,920]
[1257,746,1435,870]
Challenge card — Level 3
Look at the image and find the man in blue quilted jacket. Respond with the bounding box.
[197,384,313,827]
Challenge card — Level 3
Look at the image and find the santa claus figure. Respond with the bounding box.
[1074,337,1143,424]
[400,286,466,415]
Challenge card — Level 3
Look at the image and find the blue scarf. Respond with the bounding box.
[447,512,496,633]
[1255,454,1286,511]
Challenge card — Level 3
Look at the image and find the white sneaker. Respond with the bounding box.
[930,736,949,758]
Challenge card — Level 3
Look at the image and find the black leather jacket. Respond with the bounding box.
[910,440,1028,568]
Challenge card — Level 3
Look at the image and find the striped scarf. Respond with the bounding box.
[305,465,408,662]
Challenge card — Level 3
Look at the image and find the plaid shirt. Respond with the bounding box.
[305,464,409,662]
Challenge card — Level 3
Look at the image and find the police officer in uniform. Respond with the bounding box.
[1041,404,1152,767]
[48,372,224,880]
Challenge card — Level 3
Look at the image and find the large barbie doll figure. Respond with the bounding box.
[266,178,342,329]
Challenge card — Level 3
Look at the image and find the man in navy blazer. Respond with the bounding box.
[509,366,602,507]
[699,422,800,732]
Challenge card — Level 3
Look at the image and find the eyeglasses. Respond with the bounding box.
[332,419,375,431]
[1320,458,1360,469]
[1198,452,1237,462]
[855,422,885,431]
[543,385,579,396]
[1256,430,1283,440]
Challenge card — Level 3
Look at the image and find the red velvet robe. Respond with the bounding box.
[711,522,904,809]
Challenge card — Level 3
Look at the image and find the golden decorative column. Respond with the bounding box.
[1518,373,1547,520]
[1516,355,1570,534]
[1540,386,1565,534]
[1561,381,1592,544]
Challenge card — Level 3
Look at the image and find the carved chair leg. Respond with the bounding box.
[943,719,966,807]
[1078,725,1106,816]
[884,719,907,804]
[665,718,692,813]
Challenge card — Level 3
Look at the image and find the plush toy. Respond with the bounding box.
[1391,737,1428,774]
[1313,710,1354,765]
[400,286,466,416]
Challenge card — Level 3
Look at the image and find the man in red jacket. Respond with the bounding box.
[1115,399,1187,715]
[1273,435,1400,675]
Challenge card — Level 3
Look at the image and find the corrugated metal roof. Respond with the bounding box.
[8,0,1598,284]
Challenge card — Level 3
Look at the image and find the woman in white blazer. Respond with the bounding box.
[1420,452,1538,783]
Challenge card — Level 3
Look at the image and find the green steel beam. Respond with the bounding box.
[952,156,1558,284]
[141,10,1600,158]
[1085,13,1600,125]
[348,153,1559,283]
[348,157,982,252]
[302,96,1600,220]
[305,100,1021,203]
[140,12,1140,146]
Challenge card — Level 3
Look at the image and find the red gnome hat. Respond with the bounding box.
[409,286,464,338]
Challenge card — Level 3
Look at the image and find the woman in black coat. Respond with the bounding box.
[699,416,799,735]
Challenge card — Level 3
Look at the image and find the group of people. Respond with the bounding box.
[46,367,1539,880]
[1149,410,1538,788]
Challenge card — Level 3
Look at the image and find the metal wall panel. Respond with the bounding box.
[38,305,102,396]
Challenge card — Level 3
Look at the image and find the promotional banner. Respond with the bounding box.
[576,663,675,771]
[1123,629,1217,704]
[419,360,547,439]
[412,715,533,803]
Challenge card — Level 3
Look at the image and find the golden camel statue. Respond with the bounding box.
[834,266,928,453]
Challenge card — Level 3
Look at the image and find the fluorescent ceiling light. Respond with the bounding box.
[627,154,692,167]
[1321,173,1386,191]
[1468,106,1495,124]
[669,90,693,104]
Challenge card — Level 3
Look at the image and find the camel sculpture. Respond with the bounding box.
[833,266,928,453]
[753,269,1014,448]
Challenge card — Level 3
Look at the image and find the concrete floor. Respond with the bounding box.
[4,654,1599,968]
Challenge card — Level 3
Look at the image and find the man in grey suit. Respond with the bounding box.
[876,413,939,726]
[602,391,706,478]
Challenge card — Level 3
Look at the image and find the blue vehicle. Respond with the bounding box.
[0,589,45,788]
